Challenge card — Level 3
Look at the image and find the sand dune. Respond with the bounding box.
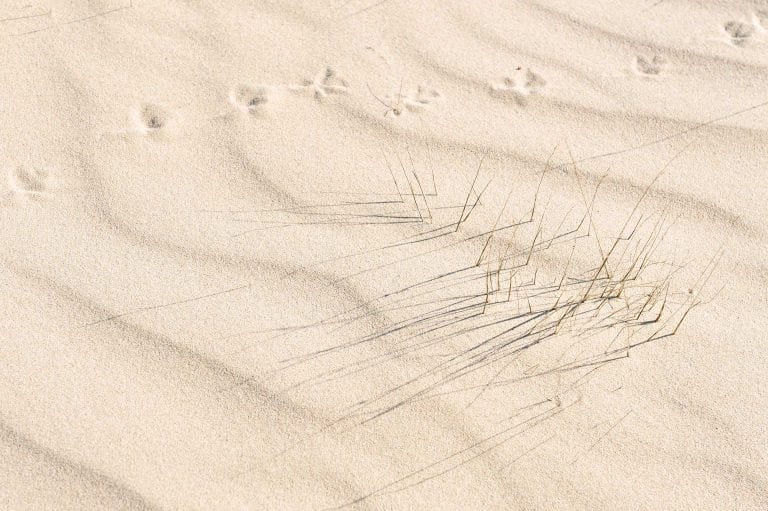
[1,1,766,509]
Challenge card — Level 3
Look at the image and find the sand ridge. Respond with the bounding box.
[1,1,767,510]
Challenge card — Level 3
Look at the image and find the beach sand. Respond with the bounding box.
[1,1,766,509]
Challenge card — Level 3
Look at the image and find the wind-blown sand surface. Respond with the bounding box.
[1,1,767,509]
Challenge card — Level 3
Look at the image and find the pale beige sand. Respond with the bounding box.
[1,1,767,510]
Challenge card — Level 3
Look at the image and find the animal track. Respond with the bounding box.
[755,11,768,31]
[633,55,666,76]
[5,166,49,202]
[490,68,547,106]
[374,84,441,116]
[291,67,349,100]
[723,20,755,46]
[134,103,169,132]
[231,85,270,112]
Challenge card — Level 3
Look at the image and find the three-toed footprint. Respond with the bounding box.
[5,166,50,203]
[231,85,271,113]
[490,68,547,106]
[754,11,768,32]
[133,103,170,133]
[290,67,349,100]
[372,84,441,117]
[723,20,755,46]
[633,55,666,77]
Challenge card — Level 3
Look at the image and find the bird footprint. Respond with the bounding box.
[5,166,50,203]
[723,20,755,46]
[291,67,349,100]
[133,103,169,133]
[490,68,547,105]
[754,11,768,31]
[231,85,270,113]
[378,85,441,116]
[633,55,666,76]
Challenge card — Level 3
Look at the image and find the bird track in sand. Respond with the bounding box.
[489,68,547,106]
[2,166,51,204]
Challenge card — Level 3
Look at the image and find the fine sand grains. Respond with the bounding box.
[0,1,767,510]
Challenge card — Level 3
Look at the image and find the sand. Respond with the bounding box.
[1,1,766,509]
